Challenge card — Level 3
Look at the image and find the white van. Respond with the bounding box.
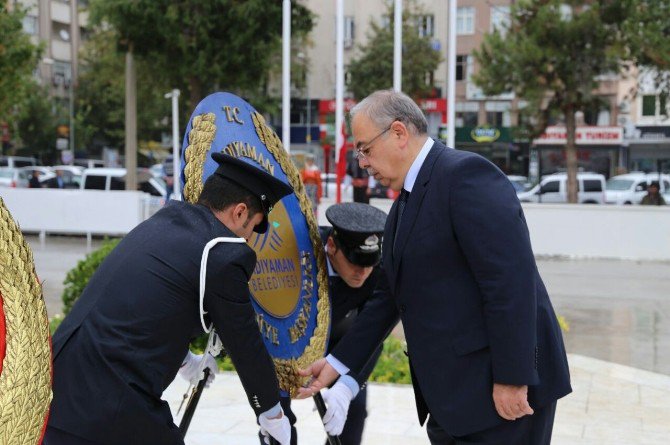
[605,172,670,205]
[517,172,606,204]
[80,168,167,198]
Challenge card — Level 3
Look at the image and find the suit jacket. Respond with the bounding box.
[332,141,571,436]
[49,201,280,445]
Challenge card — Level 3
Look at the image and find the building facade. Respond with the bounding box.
[294,0,669,180]
[13,0,87,154]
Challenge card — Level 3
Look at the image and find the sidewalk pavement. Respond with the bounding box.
[164,353,670,445]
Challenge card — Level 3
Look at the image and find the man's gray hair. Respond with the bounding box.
[350,89,428,135]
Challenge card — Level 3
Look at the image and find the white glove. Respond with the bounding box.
[259,409,291,445]
[178,351,218,387]
[321,379,354,436]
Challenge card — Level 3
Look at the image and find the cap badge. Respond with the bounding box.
[360,234,380,252]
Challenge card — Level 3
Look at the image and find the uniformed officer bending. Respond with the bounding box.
[265,202,388,445]
[44,153,294,445]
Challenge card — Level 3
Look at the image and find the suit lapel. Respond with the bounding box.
[392,144,442,279]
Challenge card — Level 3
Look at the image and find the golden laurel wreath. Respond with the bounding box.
[0,198,52,444]
[183,111,330,397]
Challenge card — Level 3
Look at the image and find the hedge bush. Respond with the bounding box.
[369,337,411,384]
[61,238,121,315]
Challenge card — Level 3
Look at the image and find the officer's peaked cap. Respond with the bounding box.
[326,202,388,267]
[211,152,293,234]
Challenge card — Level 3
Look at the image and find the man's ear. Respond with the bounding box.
[326,236,337,253]
[232,202,248,223]
[390,120,410,146]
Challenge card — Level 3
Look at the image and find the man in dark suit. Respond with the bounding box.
[29,170,42,188]
[298,90,571,444]
[44,153,294,445]
[47,170,66,189]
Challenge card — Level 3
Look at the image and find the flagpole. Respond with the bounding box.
[335,0,344,203]
[447,0,456,148]
[393,0,402,92]
[282,0,291,153]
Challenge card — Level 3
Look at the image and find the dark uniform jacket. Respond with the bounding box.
[49,201,280,445]
[320,228,383,387]
[332,142,572,437]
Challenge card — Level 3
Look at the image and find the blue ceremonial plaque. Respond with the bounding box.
[180,92,330,396]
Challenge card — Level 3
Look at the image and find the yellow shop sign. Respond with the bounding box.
[471,125,500,143]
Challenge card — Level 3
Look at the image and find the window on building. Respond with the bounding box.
[22,15,38,35]
[418,14,435,38]
[344,16,355,48]
[456,55,468,81]
[642,95,656,116]
[661,93,668,116]
[490,6,510,35]
[457,7,475,35]
[456,112,478,127]
[486,111,504,127]
[642,94,668,117]
[52,61,72,87]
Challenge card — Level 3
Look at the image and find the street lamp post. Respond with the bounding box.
[164,89,181,200]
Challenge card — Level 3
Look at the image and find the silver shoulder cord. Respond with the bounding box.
[177,236,246,415]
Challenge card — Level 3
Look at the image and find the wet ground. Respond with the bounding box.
[27,235,670,376]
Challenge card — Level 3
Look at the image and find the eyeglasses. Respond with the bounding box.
[355,125,392,160]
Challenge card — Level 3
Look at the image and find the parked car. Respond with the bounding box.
[517,172,606,204]
[0,156,38,168]
[73,158,105,169]
[47,165,85,189]
[605,172,670,205]
[507,175,532,193]
[19,166,56,184]
[0,167,30,188]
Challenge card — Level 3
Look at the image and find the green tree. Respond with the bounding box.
[0,5,42,136]
[87,0,314,112]
[347,0,442,100]
[75,28,170,154]
[474,0,670,203]
[14,82,58,161]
